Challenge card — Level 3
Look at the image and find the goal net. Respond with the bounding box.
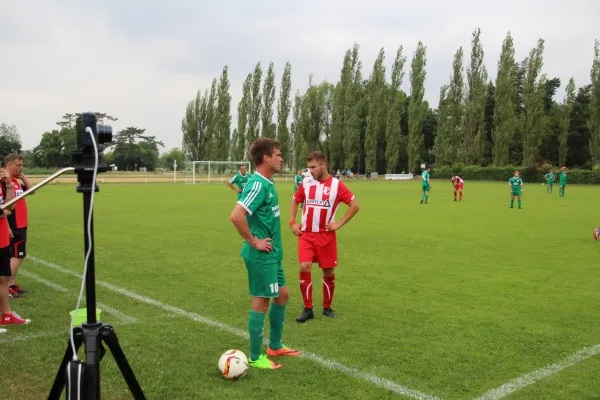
[184,161,252,184]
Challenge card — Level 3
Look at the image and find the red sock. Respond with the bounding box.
[323,274,335,308]
[460,191,463,200]
[299,272,313,309]
[454,191,457,200]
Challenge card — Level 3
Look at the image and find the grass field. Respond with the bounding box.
[1,179,599,399]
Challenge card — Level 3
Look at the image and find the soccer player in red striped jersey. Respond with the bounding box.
[5,154,34,297]
[290,151,360,322]
[0,167,31,332]
[451,173,464,201]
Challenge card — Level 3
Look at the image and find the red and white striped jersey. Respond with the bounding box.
[451,176,464,185]
[293,176,355,233]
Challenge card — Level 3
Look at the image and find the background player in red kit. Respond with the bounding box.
[451,173,464,201]
[5,154,34,297]
[0,167,31,332]
[290,151,360,322]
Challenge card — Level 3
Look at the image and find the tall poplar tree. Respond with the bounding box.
[521,39,547,167]
[407,42,427,171]
[589,39,600,165]
[385,46,407,173]
[277,62,292,169]
[493,32,518,166]
[463,28,488,164]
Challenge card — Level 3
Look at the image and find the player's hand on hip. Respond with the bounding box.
[326,222,340,232]
[290,224,302,236]
[253,237,273,253]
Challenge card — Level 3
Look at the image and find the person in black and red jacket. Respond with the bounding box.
[4,154,34,298]
[0,166,30,333]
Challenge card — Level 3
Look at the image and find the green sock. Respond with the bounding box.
[268,303,286,350]
[425,194,429,202]
[510,199,514,207]
[248,311,265,361]
[421,193,425,200]
[518,199,522,208]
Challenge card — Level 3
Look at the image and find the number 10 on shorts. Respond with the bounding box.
[269,283,279,294]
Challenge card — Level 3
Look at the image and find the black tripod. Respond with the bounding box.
[48,114,146,400]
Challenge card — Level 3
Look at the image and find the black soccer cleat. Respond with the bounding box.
[296,308,314,323]
[323,308,338,319]
[420,199,423,204]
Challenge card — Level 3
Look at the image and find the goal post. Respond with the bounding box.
[185,161,252,184]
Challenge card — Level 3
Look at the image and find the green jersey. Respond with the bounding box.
[421,171,430,185]
[545,173,554,184]
[294,174,303,192]
[237,172,282,264]
[230,172,251,199]
[560,170,567,184]
[509,177,523,192]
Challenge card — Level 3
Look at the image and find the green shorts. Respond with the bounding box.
[422,184,431,192]
[244,259,286,298]
[560,182,566,188]
[511,190,521,196]
[547,181,553,186]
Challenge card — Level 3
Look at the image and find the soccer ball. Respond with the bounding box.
[218,349,248,379]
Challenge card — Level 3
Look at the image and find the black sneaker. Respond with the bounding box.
[420,200,423,204]
[323,308,338,319]
[296,308,314,323]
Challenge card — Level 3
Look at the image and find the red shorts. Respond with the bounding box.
[298,231,338,268]
[454,183,464,190]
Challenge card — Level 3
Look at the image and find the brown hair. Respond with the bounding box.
[306,151,327,164]
[5,154,22,165]
[250,138,280,166]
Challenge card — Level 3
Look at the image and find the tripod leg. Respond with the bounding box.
[100,325,146,400]
[48,328,84,400]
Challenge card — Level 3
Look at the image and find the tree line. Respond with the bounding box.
[182,30,600,174]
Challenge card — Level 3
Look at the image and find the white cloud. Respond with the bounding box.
[0,0,598,153]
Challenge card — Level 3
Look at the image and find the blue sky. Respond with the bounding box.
[0,0,598,153]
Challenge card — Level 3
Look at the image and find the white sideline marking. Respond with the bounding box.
[0,330,65,344]
[19,269,138,324]
[97,302,139,324]
[29,255,440,400]
[19,271,68,292]
[0,318,141,345]
[476,344,600,400]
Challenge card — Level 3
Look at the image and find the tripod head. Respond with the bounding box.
[72,112,113,193]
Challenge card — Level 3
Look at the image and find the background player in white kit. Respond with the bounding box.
[289,151,360,322]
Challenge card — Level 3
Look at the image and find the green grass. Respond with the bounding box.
[1,180,599,399]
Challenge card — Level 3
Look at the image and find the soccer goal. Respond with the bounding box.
[184,161,251,184]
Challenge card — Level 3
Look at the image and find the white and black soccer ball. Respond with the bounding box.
[218,349,249,379]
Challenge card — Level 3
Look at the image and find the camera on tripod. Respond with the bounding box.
[72,112,113,176]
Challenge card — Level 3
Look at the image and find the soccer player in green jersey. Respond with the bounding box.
[509,170,523,209]
[420,166,432,204]
[294,170,303,192]
[227,164,251,200]
[294,169,304,208]
[544,169,555,194]
[559,167,568,197]
[229,138,300,370]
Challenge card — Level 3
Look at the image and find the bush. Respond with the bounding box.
[430,166,600,184]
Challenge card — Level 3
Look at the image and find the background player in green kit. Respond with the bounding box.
[294,170,303,208]
[227,164,251,200]
[229,138,300,370]
[544,169,555,194]
[559,167,569,197]
[509,170,523,209]
[420,166,432,204]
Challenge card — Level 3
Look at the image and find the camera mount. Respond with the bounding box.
[43,112,145,399]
